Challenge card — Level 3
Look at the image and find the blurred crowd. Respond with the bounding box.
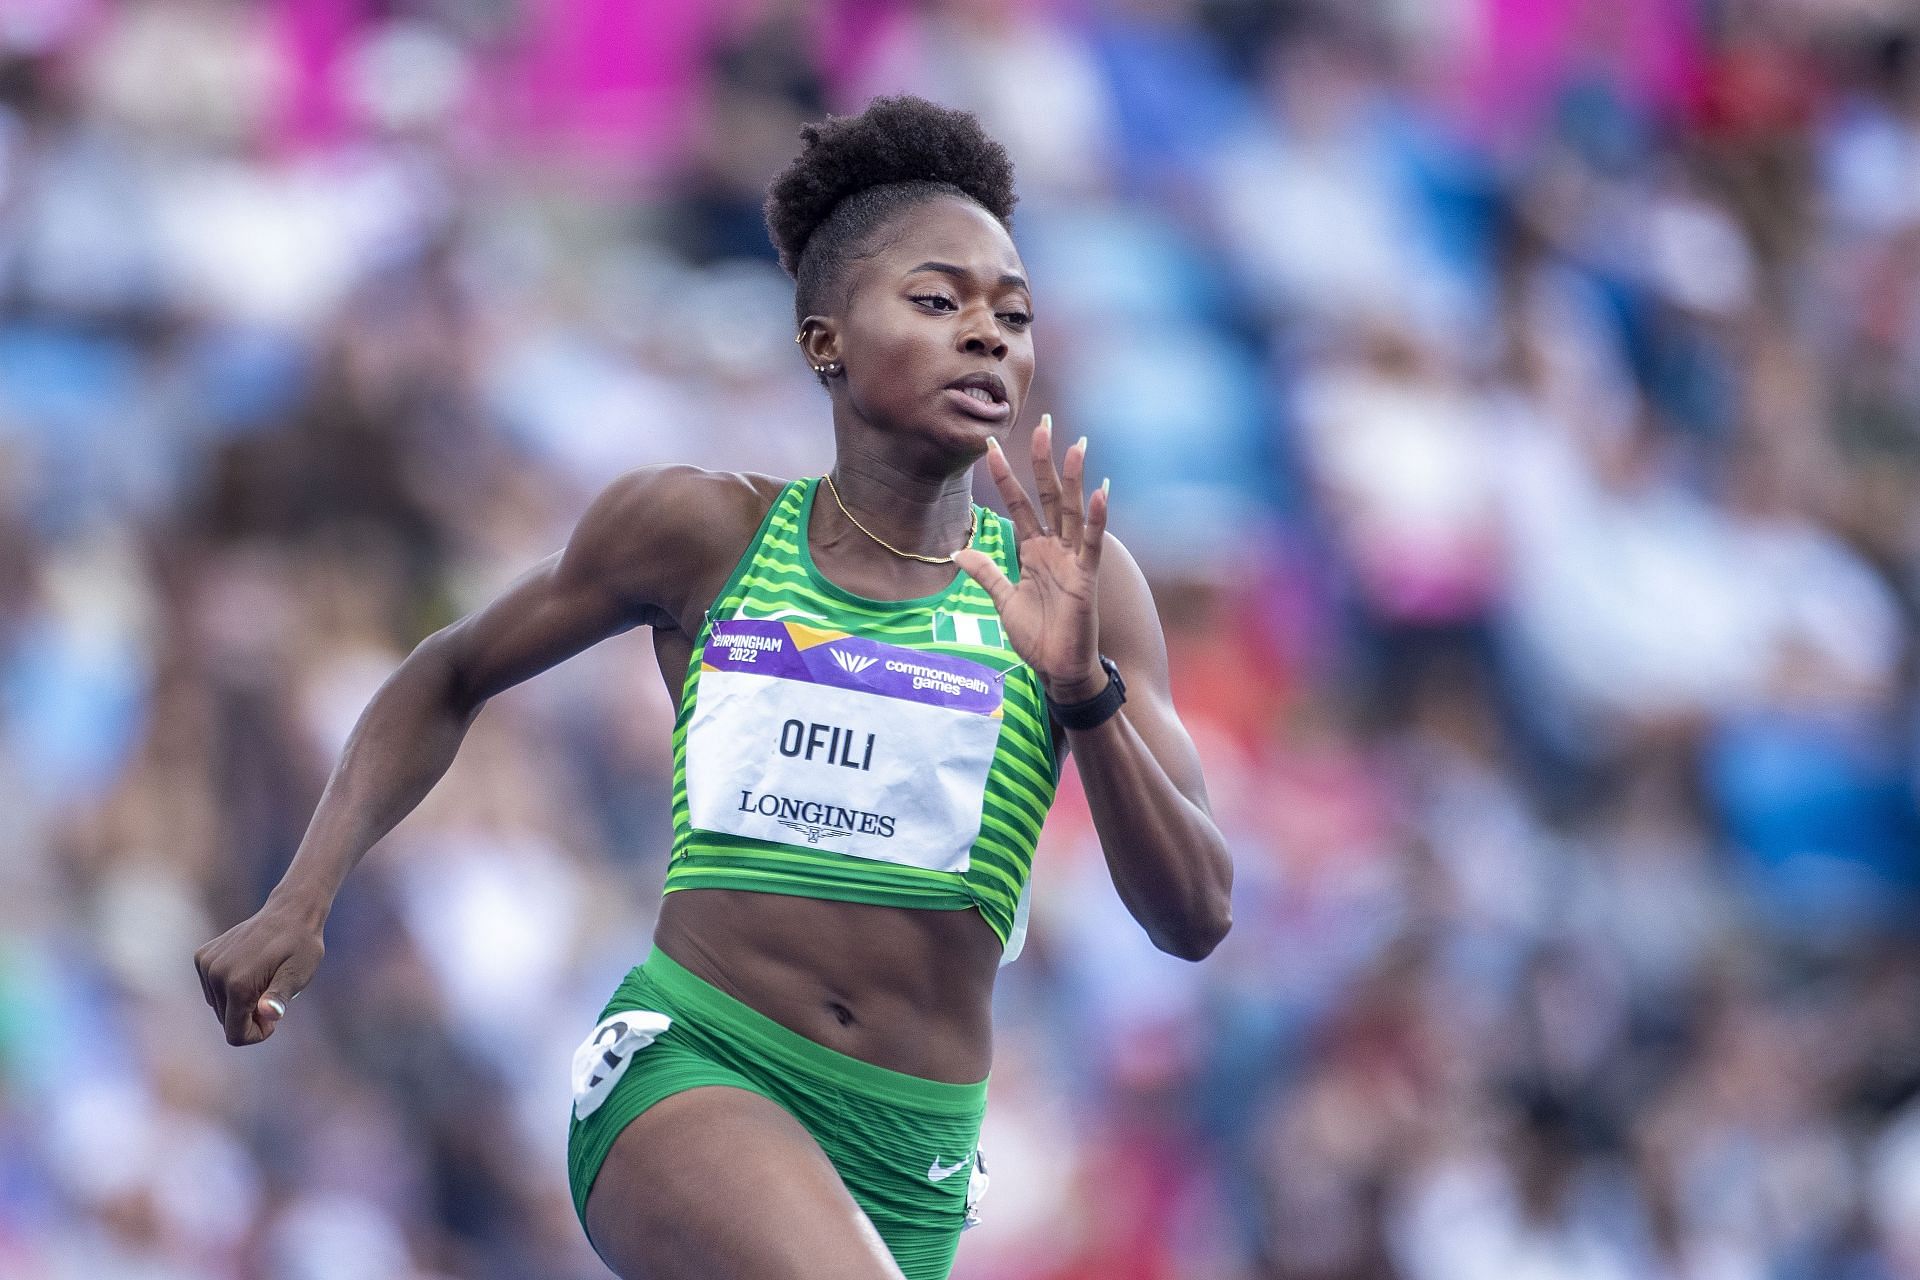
[1,0,1918,1277]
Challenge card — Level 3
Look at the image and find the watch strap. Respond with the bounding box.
[1046,655,1126,731]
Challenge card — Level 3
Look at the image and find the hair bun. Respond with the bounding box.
[765,95,1017,278]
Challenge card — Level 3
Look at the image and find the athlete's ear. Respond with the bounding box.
[796,317,842,370]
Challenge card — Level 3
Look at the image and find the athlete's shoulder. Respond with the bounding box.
[567,465,791,626]
[587,465,787,540]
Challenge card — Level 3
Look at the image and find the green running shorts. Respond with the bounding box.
[566,946,991,1280]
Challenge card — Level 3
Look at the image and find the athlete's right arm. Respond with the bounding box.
[194,464,735,1046]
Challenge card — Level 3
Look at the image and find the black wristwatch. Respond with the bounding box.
[1046,654,1126,731]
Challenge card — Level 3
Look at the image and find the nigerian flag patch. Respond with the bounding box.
[933,610,1004,648]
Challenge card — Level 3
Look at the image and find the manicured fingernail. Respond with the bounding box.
[1101,477,1111,496]
[987,436,1002,453]
[263,996,286,1019]
[1041,413,1051,432]
[1077,435,1088,453]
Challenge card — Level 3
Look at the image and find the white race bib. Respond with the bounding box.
[570,1009,672,1121]
[684,618,1005,873]
[964,1146,989,1229]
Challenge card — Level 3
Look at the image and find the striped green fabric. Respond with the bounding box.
[663,476,1058,948]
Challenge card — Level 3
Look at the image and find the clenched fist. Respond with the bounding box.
[193,901,325,1046]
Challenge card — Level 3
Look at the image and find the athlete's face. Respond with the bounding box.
[823,197,1035,454]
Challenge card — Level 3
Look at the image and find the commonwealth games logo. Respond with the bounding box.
[829,648,878,675]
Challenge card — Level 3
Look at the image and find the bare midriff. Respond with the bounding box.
[652,886,1000,1085]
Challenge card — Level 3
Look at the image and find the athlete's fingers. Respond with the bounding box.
[202,951,233,1029]
[1030,414,1064,538]
[1058,433,1086,550]
[1079,478,1109,575]
[221,978,260,1045]
[258,979,299,1029]
[953,548,1016,614]
[193,945,216,1012]
[984,437,1046,540]
[253,992,286,1041]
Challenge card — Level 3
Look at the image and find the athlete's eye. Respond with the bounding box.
[911,293,1030,328]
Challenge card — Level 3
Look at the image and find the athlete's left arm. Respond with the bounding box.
[956,417,1233,962]
[1063,534,1234,960]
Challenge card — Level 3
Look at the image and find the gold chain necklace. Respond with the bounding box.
[822,473,976,565]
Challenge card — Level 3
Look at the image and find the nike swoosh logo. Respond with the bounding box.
[927,1154,974,1183]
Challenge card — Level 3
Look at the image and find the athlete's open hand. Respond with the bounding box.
[193,901,324,1046]
[955,414,1108,702]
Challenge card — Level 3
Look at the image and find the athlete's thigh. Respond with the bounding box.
[585,1084,907,1280]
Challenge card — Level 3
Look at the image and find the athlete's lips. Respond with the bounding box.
[944,371,1010,422]
[942,387,1011,421]
[945,371,1008,404]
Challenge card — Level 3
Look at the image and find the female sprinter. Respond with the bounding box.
[194,95,1233,1280]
